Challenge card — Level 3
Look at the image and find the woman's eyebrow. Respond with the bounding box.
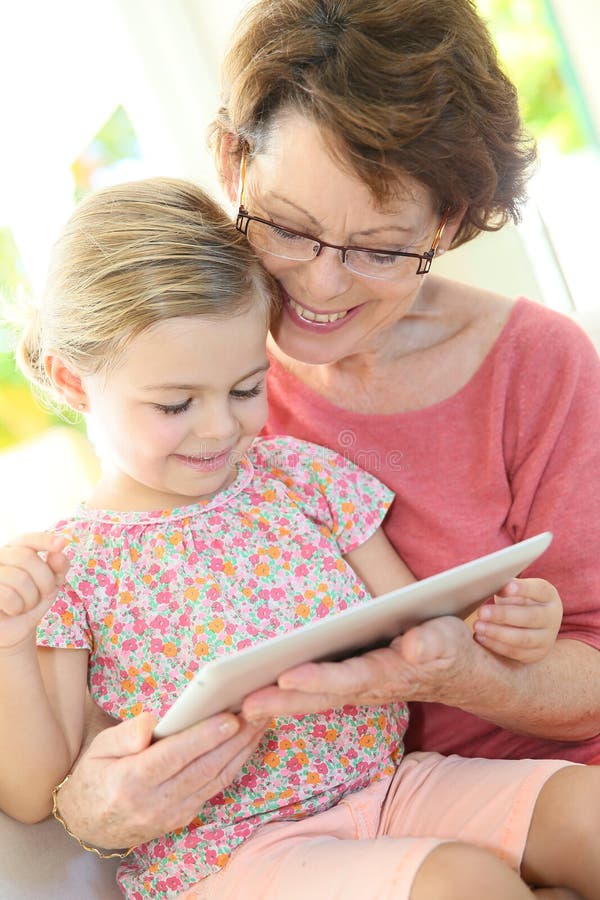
[262,192,415,237]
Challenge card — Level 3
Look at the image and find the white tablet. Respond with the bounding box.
[153,531,552,738]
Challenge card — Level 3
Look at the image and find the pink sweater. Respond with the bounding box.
[264,298,600,762]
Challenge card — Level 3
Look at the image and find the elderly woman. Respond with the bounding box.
[44,0,600,888]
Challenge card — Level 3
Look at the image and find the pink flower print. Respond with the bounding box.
[236,638,252,650]
[133,618,146,635]
[205,848,218,867]
[178,611,192,627]
[300,544,317,559]
[160,569,177,584]
[166,877,182,892]
[233,820,253,839]
[183,833,201,849]
[150,637,163,654]
[294,563,309,577]
[312,724,327,738]
[315,761,329,775]
[156,589,173,605]
[121,638,138,653]
[150,614,170,633]
[286,756,302,772]
[256,605,271,620]
[152,843,167,859]
[78,581,94,597]
[240,772,257,789]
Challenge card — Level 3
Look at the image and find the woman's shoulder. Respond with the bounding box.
[437,277,597,369]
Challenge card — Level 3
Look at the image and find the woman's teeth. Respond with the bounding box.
[289,298,348,323]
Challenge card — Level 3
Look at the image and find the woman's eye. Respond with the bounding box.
[230,383,263,400]
[365,251,401,266]
[154,399,192,415]
[271,225,304,242]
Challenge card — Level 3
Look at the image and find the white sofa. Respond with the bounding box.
[0,811,120,899]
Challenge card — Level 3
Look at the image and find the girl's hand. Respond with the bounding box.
[0,533,70,650]
[472,578,563,664]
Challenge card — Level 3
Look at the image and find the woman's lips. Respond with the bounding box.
[282,291,360,332]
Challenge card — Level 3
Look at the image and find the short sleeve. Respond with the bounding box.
[249,436,395,554]
[36,519,94,651]
[503,311,600,649]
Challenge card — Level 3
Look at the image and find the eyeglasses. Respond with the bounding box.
[235,144,449,279]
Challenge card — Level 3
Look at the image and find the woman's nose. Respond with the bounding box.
[301,244,355,302]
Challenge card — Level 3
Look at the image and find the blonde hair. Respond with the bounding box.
[17,178,275,400]
[210,0,536,247]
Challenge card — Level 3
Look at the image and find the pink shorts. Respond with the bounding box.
[180,752,572,900]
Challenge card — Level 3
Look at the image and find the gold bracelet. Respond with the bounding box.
[51,773,134,860]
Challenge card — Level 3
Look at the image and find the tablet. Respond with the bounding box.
[153,531,552,738]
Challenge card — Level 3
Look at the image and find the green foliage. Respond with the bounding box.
[477,0,588,153]
[72,104,142,201]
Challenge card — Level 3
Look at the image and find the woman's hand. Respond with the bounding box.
[0,533,69,650]
[472,578,563,663]
[55,711,268,849]
[241,616,481,720]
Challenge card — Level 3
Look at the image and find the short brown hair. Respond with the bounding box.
[209,0,536,247]
[17,179,275,401]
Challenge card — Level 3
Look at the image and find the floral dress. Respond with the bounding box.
[37,436,409,899]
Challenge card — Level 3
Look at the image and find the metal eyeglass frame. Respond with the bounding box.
[235,143,450,277]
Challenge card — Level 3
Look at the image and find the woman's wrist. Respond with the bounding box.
[52,773,134,859]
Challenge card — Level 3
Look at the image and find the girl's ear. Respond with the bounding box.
[45,354,88,411]
[219,133,243,205]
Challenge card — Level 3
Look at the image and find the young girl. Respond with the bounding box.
[0,179,597,900]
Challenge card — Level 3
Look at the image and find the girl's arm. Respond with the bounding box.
[344,527,562,664]
[0,533,88,822]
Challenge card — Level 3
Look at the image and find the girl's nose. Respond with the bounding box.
[195,400,238,443]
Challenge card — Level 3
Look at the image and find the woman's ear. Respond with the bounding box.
[219,133,243,204]
[45,354,88,412]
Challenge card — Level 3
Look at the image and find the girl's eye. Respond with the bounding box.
[154,399,192,415]
[230,383,264,400]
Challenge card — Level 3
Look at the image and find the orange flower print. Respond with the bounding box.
[263,752,280,768]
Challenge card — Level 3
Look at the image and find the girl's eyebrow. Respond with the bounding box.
[140,362,270,392]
